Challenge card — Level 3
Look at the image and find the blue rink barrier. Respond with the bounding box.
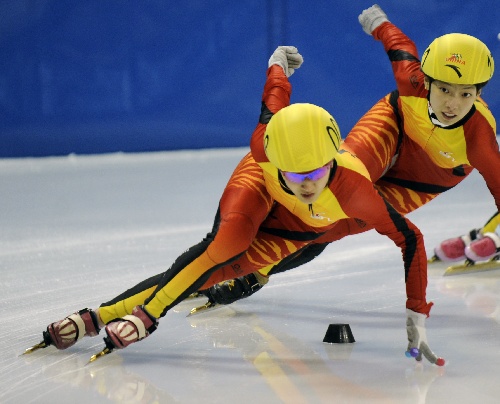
[0,1,498,157]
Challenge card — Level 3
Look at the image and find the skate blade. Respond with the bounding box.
[187,301,221,317]
[186,292,204,300]
[172,292,207,313]
[428,255,440,264]
[21,340,48,355]
[444,260,500,276]
[87,347,112,365]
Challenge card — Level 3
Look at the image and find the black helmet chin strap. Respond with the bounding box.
[425,76,449,127]
[425,75,434,101]
[428,102,449,128]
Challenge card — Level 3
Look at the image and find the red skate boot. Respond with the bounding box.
[104,305,158,349]
[23,308,101,354]
[88,306,158,362]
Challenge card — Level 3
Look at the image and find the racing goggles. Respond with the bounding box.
[281,162,332,183]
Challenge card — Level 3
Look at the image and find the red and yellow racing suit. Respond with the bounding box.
[318,22,500,242]
[349,22,500,211]
[99,63,432,323]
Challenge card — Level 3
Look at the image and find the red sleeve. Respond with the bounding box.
[332,167,433,315]
[372,22,426,97]
[464,112,500,211]
[250,65,292,163]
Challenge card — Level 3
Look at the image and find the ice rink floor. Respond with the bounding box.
[2,147,500,403]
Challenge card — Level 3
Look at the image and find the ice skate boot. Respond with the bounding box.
[89,305,158,362]
[431,228,481,262]
[208,272,269,305]
[465,232,500,263]
[189,272,269,316]
[23,308,101,354]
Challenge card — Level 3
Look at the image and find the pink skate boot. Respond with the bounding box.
[465,232,500,263]
[104,306,158,350]
[433,229,480,262]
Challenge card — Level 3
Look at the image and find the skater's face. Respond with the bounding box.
[281,161,332,204]
[426,79,480,126]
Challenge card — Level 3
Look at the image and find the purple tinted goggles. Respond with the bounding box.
[281,162,332,183]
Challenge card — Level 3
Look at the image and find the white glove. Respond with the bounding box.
[268,46,303,77]
[406,309,445,366]
[358,4,389,35]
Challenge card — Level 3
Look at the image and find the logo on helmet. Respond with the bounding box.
[446,53,465,65]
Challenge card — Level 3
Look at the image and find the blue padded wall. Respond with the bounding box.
[0,0,498,157]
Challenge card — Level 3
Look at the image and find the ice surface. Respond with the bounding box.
[1,148,500,403]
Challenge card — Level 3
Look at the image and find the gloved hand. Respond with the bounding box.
[358,4,389,35]
[268,46,303,77]
[406,309,445,366]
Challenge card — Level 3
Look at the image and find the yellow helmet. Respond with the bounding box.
[421,33,494,85]
[264,103,341,173]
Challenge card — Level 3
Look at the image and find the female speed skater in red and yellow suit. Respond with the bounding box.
[27,43,443,365]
